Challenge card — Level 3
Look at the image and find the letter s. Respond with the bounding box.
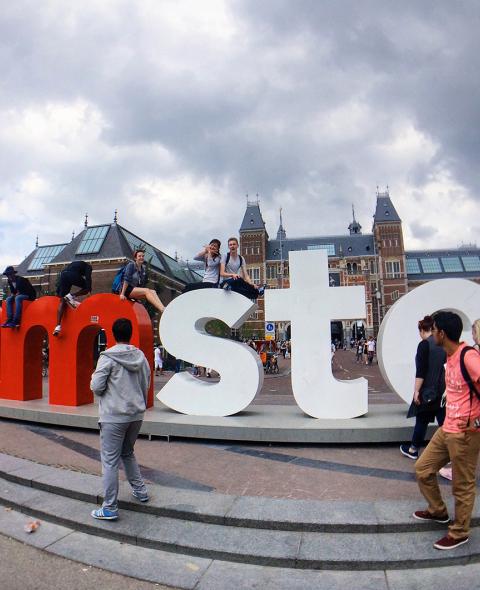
[157,289,264,416]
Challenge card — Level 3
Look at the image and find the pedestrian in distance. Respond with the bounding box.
[53,260,92,336]
[220,237,265,299]
[90,318,151,520]
[414,311,480,550]
[119,249,165,313]
[1,266,36,328]
[154,344,163,376]
[400,315,446,461]
[183,239,222,292]
[367,336,376,365]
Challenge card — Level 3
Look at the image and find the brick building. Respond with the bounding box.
[4,215,201,334]
[238,190,480,340]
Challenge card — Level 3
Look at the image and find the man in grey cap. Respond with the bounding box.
[1,266,37,328]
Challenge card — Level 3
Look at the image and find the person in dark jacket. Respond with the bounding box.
[1,266,37,328]
[400,315,446,460]
[119,250,165,313]
[53,260,92,336]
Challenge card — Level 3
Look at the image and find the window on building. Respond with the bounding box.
[251,267,261,284]
[391,290,400,302]
[76,226,109,255]
[441,257,463,272]
[28,244,68,271]
[462,256,480,271]
[266,265,277,280]
[352,262,358,274]
[370,260,376,274]
[120,228,166,271]
[307,244,335,255]
[420,258,442,273]
[406,259,421,274]
[385,260,401,278]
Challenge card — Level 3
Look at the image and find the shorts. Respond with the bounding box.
[57,270,87,298]
[124,284,134,298]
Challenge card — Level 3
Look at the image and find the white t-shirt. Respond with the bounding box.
[367,340,376,352]
[221,253,243,275]
[194,254,221,284]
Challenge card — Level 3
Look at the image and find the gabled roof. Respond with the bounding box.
[12,222,201,286]
[267,233,375,260]
[240,202,266,232]
[374,193,401,223]
[49,224,132,265]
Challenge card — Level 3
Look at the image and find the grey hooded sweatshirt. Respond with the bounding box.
[90,344,151,423]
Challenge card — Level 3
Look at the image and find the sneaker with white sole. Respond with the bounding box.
[64,294,80,309]
[439,465,453,481]
[91,507,119,520]
[434,534,468,550]
[413,510,450,524]
[400,444,418,460]
[132,489,149,503]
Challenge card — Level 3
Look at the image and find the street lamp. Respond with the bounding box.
[375,288,382,333]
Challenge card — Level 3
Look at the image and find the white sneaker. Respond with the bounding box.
[64,294,80,309]
[52,325,61,337]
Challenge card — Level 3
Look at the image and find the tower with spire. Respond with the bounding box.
[372,186,408,323]
[239,196,269,334]
[348,205,362,235]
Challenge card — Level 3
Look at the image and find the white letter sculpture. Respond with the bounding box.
[378,278,480,404]
[157,289,264,416]
[265,250,368,419]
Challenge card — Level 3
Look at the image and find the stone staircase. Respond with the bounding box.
[1,453,480,589]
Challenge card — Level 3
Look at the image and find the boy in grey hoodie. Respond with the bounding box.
[90,318,151,520]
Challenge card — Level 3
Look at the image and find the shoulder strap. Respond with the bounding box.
[460,346,480,402]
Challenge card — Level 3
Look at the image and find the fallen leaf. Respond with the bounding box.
[24,520,41,534]
[185,563,200,572]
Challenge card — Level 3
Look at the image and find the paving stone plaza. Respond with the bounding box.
[2,350,480,589]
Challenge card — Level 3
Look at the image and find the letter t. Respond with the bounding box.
[265,250,368,418]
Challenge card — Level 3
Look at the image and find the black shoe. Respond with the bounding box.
[400,444,418,460]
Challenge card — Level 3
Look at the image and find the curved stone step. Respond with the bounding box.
[5,504,480,590]
[0,452,477,534]
[1,475,479,571]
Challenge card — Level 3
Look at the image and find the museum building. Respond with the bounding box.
[4,214,202,333]
[238,190,480,340]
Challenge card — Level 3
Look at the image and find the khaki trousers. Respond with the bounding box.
[415,427,480,539]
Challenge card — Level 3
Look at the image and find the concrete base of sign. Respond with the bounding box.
[0,398,435,444]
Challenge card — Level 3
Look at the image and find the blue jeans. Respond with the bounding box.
[6,294,30,324]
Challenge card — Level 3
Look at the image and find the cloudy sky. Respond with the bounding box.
[1,0,479,268]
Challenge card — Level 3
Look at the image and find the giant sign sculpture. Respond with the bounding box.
[378,278,480,404]
[0,251,478,420]
[0,295,154,406]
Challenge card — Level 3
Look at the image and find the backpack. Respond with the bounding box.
[460,346,480,402]
[460,346,480,426]
[111,264,127,294]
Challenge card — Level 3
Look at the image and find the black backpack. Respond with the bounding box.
[460,346,480,403]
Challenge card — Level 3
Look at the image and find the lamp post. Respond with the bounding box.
[375,288,382,334]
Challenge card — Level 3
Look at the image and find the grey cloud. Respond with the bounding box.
[0,0,479,264]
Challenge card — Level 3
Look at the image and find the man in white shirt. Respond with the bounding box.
[220,237,264,300]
